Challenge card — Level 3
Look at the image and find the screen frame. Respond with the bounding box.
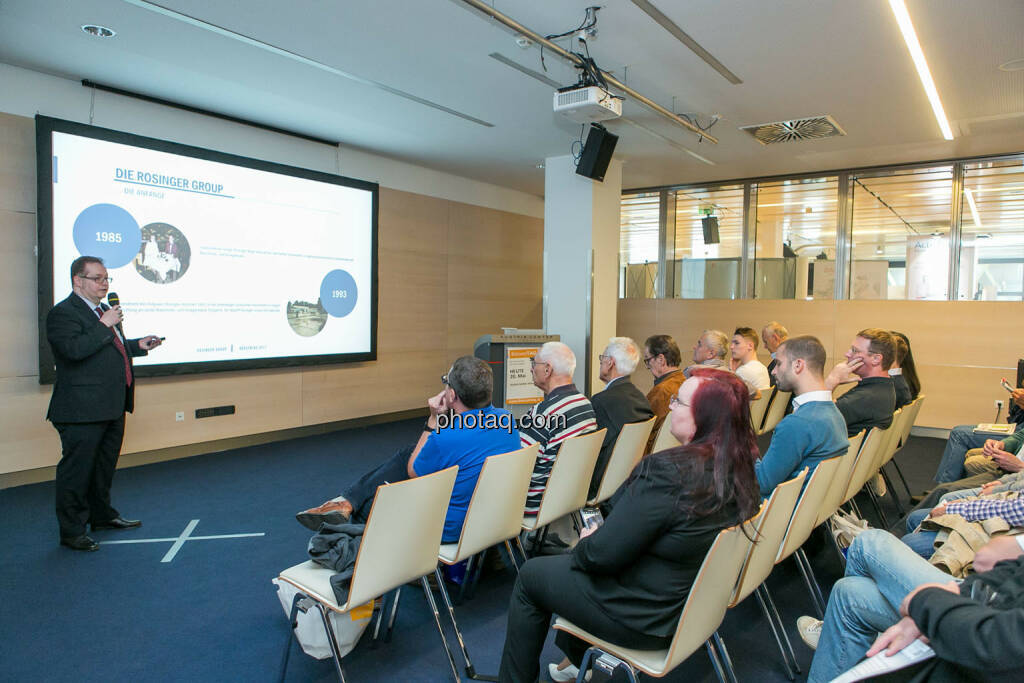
[36,115,378,384]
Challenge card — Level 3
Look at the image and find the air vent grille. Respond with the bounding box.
[740,115,846,145]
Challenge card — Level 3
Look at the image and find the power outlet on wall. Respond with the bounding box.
[175,411,185,422]
[995,399,1004,411]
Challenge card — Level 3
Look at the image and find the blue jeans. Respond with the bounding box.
[934,423,1023,483]
[807,530,951,683]
[901,487,984,558]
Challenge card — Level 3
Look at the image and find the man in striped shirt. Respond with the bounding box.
[519,342,598,516]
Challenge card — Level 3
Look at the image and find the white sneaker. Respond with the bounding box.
[797,615,823,650]
[548,662,579,682]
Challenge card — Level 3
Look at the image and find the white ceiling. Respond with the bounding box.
[1,0,1022,196]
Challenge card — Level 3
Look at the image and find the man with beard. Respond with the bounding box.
[755,335,848,497]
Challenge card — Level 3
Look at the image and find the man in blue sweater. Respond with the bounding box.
[756,335,849,496]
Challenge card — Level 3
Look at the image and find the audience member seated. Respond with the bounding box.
[519,341,597,517]
[911,430,1024,515]
[931,377,1024,485]
[731,326,772,391]
[890,330,921,409]
[642,334,684,453]
[498,369,761,683]
[589,337,654,498]
[800,529,1024,682]
[684,329,730,377]
[295,356,521,543]
[755,335,848,497]
[903,483,1024,559]
[826,328,897,437]
[761,321,789,386]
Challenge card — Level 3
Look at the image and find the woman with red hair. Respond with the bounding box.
[499,368,761,682]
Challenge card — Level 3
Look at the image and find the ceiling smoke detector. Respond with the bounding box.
[740,115,846,145]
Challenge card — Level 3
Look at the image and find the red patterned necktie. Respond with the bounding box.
[96,306,133,385]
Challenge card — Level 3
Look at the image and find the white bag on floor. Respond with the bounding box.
[273,578,374,660]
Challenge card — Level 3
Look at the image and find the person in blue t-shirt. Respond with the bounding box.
[756,335,849,497]
[295,356,521,542]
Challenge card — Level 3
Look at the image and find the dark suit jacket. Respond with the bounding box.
[46,294,147,423]
[589,377,654,497]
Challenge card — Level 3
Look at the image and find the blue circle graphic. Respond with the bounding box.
[319,270,359,317]
[72,204,142,268]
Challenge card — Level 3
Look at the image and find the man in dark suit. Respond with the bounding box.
[589,337,654,498]
[47,256,162,551]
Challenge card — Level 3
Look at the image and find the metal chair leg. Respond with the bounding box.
[576,648,599,683]
[504,539,521,573]
[421,575,461,683]
[753,586,797,680]
[705,639,729,683]
[313,601,348,683]
[890,457,914,499]
[515,535,527,564]
[880,467,905,516]
[793,549,825,618]
[456,554,478,604]
[712,631,739,683]
[279,593,304,683]
[384,587,401,642]
[864,484,890,528]
[433,567,497,681]
[759,583,801,675]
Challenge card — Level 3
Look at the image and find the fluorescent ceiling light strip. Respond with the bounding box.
[122,0,493,127]
[964,189,983,228]
[887,0,954,140]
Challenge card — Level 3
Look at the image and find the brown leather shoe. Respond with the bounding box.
[296,499,352,530]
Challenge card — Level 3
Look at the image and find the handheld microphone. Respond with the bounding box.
[107,292,125,335]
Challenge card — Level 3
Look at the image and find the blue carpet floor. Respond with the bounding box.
[0,418,943,682]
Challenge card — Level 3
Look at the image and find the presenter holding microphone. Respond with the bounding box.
[46,256,162,551]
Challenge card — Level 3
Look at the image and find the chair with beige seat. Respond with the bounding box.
[649,418,681,454]
[551,518,758,683]
[719,469,807,681]
[277,467,460,683]
[758,388,792,436]
[587,417,655,507]
[431,444,539,681]
[748,390,772,433]
[519,428,605,556]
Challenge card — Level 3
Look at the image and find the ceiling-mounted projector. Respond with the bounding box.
[553,85,622,123]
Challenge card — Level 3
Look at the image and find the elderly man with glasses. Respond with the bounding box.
[296,355,520,544]
[46,255,163,552]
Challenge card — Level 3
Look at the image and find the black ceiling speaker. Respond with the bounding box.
[701,216,720,244]
[575,123,618,182]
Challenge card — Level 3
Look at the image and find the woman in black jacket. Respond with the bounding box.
[498,368,761,683]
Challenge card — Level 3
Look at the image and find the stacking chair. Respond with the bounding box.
[649,418,680,454]
[277,467,460,683]
[432,445,538,681]
[815,432,865,531]
[758,388,792,436]
[748,390,772,433]
[888,395,926,498]
[551,519,756,683]
[587,417,655,507]
[520,428,605,556]
[876,408,909,514]
[840,422,896,526]
[720,470,807,681]
[776,456,845,619]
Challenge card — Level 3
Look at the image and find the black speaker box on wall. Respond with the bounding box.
[575,124,619,182]
[702,216,720,244]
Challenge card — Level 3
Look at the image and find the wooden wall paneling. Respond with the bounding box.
[124,369,304,452]
[0,377,59,472]
[1,209,39,378]
[0,112,35,213]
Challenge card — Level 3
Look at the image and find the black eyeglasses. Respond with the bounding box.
[530,358,549,369]
[78,275,112,284]
[643,355,655,367]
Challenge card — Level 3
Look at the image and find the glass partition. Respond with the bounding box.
[753,176,839,299]
[849,166,953,300]
[620,192,660,298]
[959,159,1024,300]
[673,183,744,298]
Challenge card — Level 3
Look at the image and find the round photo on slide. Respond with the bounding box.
[134,223,191,284]
[286,297,328,337]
